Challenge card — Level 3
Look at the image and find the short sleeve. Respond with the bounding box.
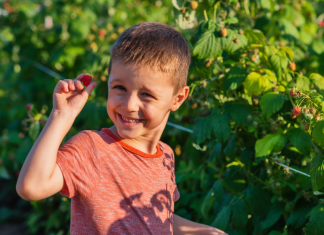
[56,130,101,198]
[174,185,180,202]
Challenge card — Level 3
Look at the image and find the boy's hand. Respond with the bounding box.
[53,74,97,118]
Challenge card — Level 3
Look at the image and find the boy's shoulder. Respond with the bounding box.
[157,140,175,158]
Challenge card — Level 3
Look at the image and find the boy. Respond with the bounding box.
[16,22,227,235]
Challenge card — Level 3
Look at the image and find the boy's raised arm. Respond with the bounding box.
[173,214,228,235]
[16,74,97,201]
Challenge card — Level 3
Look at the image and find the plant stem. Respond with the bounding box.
[203,10,208,21]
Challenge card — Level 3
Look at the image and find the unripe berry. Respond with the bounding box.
[238,29,243,35]
[253,98,259,105]
[190,1,198,11]
[205,60,212,67]
[290,88,297,97]
[220,28,227,37]
[180,8,186,14]
[250,55,256,62]
[289,63,296,71]
[310,108,316,115]
[233,38,239,44]
[315,114,322,122]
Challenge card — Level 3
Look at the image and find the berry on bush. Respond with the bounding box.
[98,29,106,36]
[26,103,32,110]
[190,1,198,11]
[315,114,322,122]
[304,123,310,131]
[180,8,186,14]
[233,38,239,44]
[220,28,227,37]
[289,62,296,71]
[82,75,92,86]
[238,29,243,35]
[290,88,297,97]
[292,106,302,116]
[310,108,316,115]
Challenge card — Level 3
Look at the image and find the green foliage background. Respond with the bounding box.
[2,0,324,234]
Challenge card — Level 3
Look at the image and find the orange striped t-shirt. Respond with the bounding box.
[56,128,180,235]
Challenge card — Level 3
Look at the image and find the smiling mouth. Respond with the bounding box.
[119,113,142,123]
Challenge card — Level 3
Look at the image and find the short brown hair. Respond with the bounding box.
[107,22,191,95]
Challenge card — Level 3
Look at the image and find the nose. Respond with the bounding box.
[122,92,140,112]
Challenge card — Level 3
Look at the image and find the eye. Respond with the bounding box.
[114,85,126,91]
[142,93,152,97]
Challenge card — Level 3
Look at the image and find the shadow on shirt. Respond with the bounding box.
[107,189,173,235]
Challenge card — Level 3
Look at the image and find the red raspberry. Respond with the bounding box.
[99,29,106,36]
[26,104,32,110]
[319,20,324,27]
[292,106,302,116]
[82,75,92,86]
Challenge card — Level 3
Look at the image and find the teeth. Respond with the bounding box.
[121,114,141,123]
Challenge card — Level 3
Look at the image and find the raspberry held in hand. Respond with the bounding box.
[292,106,302,116]
[82,75,92,86]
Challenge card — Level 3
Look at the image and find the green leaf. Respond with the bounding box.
[245,185,271,217]
[279,19,299,39]
[287,204,313,228]
[255,131,287,157]
[296,76,310,91]
[212,114,231,143]
[224,67,246,91]
[189,56,212,79]
[0,166,11,179]
[312,120,324,148]
[310,155,324,192]
[287,128,312,154]
[225,30,248,54]
[211,206,231,231]
[192,117,211,144]
[224,103,253,125]
[310,73,324,90]
[224,17,238,24]
[208,141,222,163]
[305,203,324,235]
[201,180,224,217]
[243,72,268,96]
[231,198,248,228]
[29,121,40,142]
[244,29,265,45]
[269,54,282,80]
[260,93,286,119]
[223,134,236,160]
[261,202,284,229]
[281,46,294,61]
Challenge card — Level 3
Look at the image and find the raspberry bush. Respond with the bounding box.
[2,0,324,234]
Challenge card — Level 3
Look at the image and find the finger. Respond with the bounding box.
[74,80,84,90]
[58,80,69,93]
[81,82,98,100]
[64,79,75,91]
[76,73,85,81]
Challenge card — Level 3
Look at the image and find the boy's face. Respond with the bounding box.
[107,59,188,140]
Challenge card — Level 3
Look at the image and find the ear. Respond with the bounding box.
[170,86,189,111]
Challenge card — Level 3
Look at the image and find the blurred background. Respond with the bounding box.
[2,0,324,234]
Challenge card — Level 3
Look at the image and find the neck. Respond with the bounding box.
[109,111,170,155]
